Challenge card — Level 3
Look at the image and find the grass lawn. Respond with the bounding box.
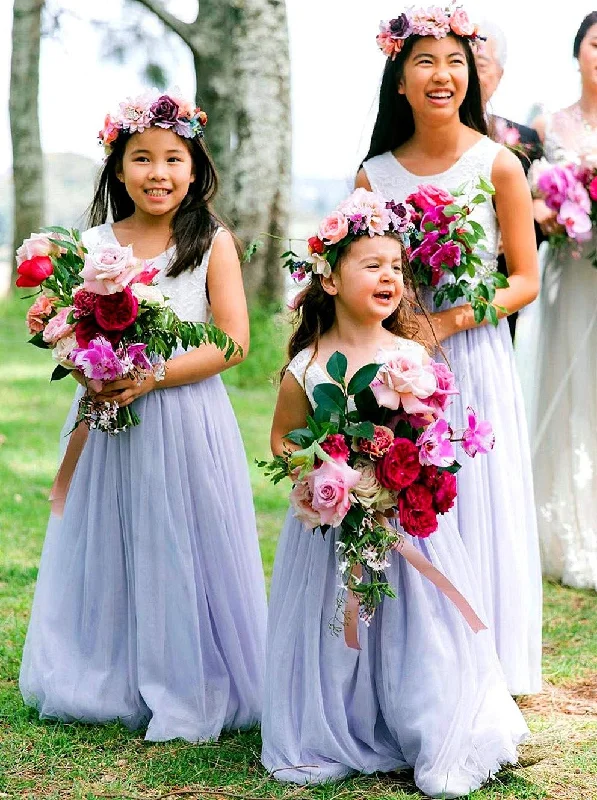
[1,292,596,800]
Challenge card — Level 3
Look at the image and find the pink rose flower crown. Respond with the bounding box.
[376,4,484,61]
[98,87,207,156]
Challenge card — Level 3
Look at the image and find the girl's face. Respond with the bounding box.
[398,35,469,122]
[578,23,597,89]
[118,127,195,218]
[322,235,404,323]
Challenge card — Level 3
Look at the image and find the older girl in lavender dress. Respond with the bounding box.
[261,188,528,799]
[356,4,542,695]
[19,91,267,742]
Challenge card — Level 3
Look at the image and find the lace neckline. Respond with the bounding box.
[104,223,176,261]
[390,136,486,179]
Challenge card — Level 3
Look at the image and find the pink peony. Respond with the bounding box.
[289,478,323,528]
[416,418,456,467]
[449,8,475,37]
[371,355,437,415]
[306,459,362,527]
[462,407,495,457]
[42,306,76,344]
[26,294,56,334]
[94,286,139,331]
[318,211,349,245]
[320,434,350,462]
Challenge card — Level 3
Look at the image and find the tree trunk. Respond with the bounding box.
[130,0,291,306]
[230,0,291,305]
[9,0,45,285]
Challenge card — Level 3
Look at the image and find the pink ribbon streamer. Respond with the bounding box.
[48,422,89,518]
[344,538,487,650]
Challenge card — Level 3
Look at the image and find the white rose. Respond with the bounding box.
[352,459,396,512]
[80,244,140,295]
[131,283,165,306]
[52,333,77,368]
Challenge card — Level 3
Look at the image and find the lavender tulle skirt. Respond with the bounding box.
[261,510,528,798]
[20,374,267,742]
[439,315,543,695]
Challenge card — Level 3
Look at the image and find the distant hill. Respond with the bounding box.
[0,153,99,246]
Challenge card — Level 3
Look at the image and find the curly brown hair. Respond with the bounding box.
[283,233,435,376]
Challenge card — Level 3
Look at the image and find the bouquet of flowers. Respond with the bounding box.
[530,158,597,263]
[260,346,494,629]
[16,227,239,434]
[406,179,509,325]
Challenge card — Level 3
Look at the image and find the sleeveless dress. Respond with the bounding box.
[363,138,542,695]
[261,340,528,799]
[19,224,268,741]
[517,107,597,590]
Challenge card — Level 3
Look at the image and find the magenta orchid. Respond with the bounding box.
[416,418,456,467]
[462,407,495,457]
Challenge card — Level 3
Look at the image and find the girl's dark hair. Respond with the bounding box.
[283,234,434,375]
[87,132,221,277]
[364,34,487,161]
[573,12,597,58]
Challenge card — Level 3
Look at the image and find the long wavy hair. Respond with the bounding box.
[364,34,487,162]
[283,234,434,375]
[87,132,223,277]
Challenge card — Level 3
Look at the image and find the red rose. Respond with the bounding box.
[420,465,457,513]
[321,433,350,462]
[75,315,122,348]
[94,286,138,331]
[15,256,53,288]
[308,236,325,254]
[375,437,421,492]
[398,483,438,537]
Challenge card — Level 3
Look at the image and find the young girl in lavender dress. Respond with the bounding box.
[261,189,528,799]
[357,5,542,695]
[19,91,267,741]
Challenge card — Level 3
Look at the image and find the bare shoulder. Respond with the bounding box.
[355,167,372,190]
[491,145,525,184]
[210,227,237,258]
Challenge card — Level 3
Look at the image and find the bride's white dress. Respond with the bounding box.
[517,105,597,590]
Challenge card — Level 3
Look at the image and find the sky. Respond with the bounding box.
[0,0,593,183]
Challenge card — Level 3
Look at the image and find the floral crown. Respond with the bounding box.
[99,87,207,155]
[376,4,483,60]
[285,188,412,283]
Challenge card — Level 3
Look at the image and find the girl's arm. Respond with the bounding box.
[270,371,311,457]
[429,148,540,342]
[95,230,249,406]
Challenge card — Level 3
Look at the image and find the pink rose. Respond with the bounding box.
[589,177,597,201]
[42,306,76,344]
[320,434,350,462]
[428,361,459,413]
[449,8,475,37]
[26,294,56,334]
[289,479,322,528]
[306,459,361,527]
[16,232,63,266]
[371,356,437,415]
[81,244,142,295]
[406,185,455,213]
[318,211,349,245]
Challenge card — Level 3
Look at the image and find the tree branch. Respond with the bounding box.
[128,0,198,51]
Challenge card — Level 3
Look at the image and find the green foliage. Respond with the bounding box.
[222,303,288,390]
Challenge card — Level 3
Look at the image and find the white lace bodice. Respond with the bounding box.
[363,137,502,282]
[82,223,222,322]
[287,337,428,407]
[544,105,597,167]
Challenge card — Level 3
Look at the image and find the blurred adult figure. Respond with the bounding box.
[475,20,543,340]
[522,12,597,590]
